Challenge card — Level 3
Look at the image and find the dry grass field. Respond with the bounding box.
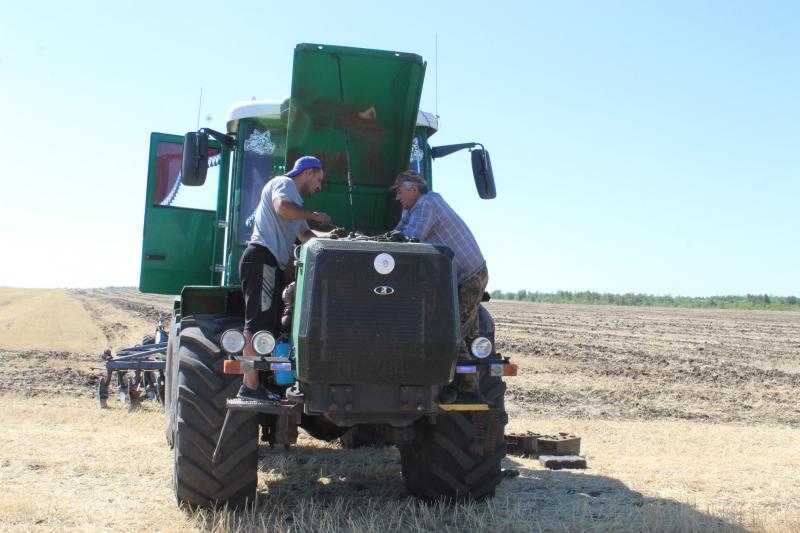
[0,288,798,532]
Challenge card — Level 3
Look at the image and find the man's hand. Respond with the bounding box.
[311,211,332,225]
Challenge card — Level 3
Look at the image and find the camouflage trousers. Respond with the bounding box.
[458,264,489,345]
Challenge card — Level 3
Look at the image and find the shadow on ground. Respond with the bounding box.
[189,443,749,532]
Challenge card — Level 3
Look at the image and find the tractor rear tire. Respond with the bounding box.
[399,371,508,501]
[172,318,259,509]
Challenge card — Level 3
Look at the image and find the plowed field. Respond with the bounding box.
[0,288,798,532]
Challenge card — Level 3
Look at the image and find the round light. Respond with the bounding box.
[252,330,276,355]
[374,253,395,275]
[470,337,493,359]
[220,329,245,354]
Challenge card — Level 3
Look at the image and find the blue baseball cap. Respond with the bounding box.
[285,156,322,177]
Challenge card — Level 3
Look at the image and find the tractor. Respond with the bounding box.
[140,43,516,508]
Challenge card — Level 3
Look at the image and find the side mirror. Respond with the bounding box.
[181,131,209,186]
[471,149,496,199]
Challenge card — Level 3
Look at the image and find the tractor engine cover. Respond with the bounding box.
[292,239,460,385]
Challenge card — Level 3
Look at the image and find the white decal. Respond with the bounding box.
[409,137,423,164]
[374,253,395,275]
[261,264,276,311]
[244,129,276,155]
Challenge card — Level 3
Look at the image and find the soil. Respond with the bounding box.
[0,349,101,397]
[0,287,172,399]
[2,289,797,428]
[1,289,798,531]
[488,300,800,426]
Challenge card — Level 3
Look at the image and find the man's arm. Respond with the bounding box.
[273,198,330,225]
[394,210,409,233]
[298,228,341,242]
[399,199,436,240]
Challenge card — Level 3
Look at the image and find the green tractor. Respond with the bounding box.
[141,43,516,508]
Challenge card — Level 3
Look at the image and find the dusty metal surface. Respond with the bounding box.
[538,455,587,470]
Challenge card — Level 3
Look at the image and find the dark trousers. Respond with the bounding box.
[458,264,489,343]
[240,244,285,334]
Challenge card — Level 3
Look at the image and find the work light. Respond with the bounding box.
[220,329,245,354]
[252,331,276,355]
[470,336,493,359]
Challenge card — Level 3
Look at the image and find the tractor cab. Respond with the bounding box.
[139,44,494,295]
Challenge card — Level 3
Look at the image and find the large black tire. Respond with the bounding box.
[171,317,259,509]
[399,370,508,501]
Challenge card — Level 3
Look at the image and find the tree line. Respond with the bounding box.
[488,290,800,311]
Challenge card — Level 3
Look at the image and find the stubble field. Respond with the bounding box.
[0,288,798,532]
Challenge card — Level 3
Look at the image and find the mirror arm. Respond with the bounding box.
[431,142,483,159]
[199,128,235,150]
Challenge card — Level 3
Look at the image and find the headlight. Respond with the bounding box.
[252,330,276,355]
[220,329,245,354]
[470,337,493,359]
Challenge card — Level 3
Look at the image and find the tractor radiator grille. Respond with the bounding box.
[295,240,460,385]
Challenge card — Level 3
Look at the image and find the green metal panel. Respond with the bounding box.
[139,132,225,295]
[180,286,239,317]
[211,147,232,287]
[290,241,311,368]
[286,43,426,235]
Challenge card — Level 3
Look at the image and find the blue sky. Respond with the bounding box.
[0,1,797,296]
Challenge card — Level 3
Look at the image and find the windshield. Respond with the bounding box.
[237,122,287,244]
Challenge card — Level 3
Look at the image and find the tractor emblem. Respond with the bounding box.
[373,286,395,296]
[244,129,276,155]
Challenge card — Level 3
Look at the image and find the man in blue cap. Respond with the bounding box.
[239,156,341,400]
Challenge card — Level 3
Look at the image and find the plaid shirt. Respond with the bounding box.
[395,192,486,283]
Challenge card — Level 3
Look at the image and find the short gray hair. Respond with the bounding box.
[400,180,428,194]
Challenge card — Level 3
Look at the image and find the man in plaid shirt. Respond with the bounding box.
[391,170,489,382]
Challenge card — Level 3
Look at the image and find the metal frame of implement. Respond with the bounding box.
[97,318,169,409]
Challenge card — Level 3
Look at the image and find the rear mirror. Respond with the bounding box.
[181,131,209,186]
[471,149,496,199]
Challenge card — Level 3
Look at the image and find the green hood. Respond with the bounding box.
[286,43,426,190]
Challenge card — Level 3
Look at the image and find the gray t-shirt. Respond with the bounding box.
[250,176,310,269]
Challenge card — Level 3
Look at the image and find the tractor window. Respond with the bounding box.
[237,123,286,243]
[152,141,220,211]
[408,132,427,179]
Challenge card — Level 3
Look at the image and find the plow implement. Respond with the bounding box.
[97,318,168,409]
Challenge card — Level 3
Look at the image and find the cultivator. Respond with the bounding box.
[97,316,168,409]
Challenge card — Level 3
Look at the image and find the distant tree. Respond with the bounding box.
[489,289,799,311]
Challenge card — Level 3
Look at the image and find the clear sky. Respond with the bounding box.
[1,1,797,296]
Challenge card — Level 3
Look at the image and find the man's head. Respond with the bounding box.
[390,170,428,209]
[287,156,325,195]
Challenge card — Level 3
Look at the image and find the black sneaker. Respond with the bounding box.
[237,384,281,402]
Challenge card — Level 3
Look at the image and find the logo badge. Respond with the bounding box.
[373,285,395,296]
